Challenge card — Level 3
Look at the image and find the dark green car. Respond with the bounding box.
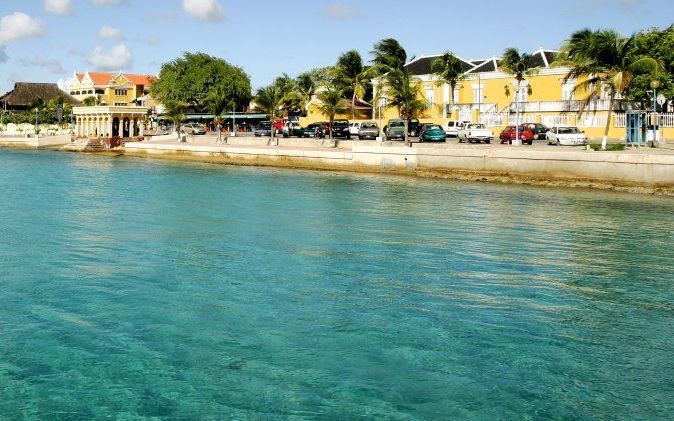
[419,124,447,142]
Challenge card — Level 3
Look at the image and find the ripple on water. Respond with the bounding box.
[0,149,673,419]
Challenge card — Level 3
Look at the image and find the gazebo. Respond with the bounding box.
[73,106,148,146]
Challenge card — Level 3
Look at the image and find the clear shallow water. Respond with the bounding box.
[0,149,673,419]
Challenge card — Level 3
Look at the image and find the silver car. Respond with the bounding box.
[180,123,206,135]
[357,122,380,140]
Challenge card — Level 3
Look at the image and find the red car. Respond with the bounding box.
[499,125,535,145]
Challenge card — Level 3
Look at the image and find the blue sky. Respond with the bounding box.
[0,0,672,93]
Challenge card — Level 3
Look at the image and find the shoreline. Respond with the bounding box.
[2,139,673,196]
[121,142,674,196]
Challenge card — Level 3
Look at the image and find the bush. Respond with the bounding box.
[589,143,625,151]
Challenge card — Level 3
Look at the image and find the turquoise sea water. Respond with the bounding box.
[0,149,673,419]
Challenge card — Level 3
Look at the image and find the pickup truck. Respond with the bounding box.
[457,123,493,144]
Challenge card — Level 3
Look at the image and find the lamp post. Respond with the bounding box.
[648,80,660,146]
[514,80,522,146]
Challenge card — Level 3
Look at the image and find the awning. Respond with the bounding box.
[183,113,268,121]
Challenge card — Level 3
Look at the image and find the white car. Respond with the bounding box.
[445,120,471,137]
[457,123,493,144]
[547,126,588,146]
[349,122,362,135]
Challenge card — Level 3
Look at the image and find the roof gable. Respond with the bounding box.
[405,55,474,76]
[0,83,81,107]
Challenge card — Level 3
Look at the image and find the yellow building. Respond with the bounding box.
[307,49,671,140]
[68,71,158,107]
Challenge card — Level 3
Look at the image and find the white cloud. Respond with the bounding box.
[182,0,224,22]
[0,12,45,44]
[325,3,358,19]
[57,75,75,92]
[98,25,124,40]
[0,45,7,63]
[88,43,133,71]
[19,57,65,74]
[45,0,73,15]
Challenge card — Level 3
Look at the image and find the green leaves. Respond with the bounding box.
[151,52,252,113]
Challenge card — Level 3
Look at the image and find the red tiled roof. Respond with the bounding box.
[75,72,156,87]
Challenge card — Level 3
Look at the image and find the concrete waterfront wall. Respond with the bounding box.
[0,135,72,148]
[351,145,674,186]
[125,141,674,188]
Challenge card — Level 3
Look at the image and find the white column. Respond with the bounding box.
[443,83,449,118]
[139,120,144,137]
[76,117,81,138]
[130,118,135,138]
[107,116,112,138]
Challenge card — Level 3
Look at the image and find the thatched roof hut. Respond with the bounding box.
[0,82,81,111]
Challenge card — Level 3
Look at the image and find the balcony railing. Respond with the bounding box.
[446,103,498,114]
[509,99,618,113]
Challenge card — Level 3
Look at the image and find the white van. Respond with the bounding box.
[445,121,461,137]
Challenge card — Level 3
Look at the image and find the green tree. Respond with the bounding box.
[333,50,371,119]
[82,96,101,107]
[557,29,662,149]
[254,84,284,144]
[151,52,252,112]
[163,100,187,132]
[28,97,46,133]
[383,69,426,147]
[500,48,538,145]
[282,72,316,115]
[626,25,674,109]
[205,84,233,142]
[315,87,347,145]
[371,38,407,72]
[431,51,467,110]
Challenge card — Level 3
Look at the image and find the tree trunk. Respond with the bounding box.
[329,116,336,147]
[601,92,615,150]
[449,81,455,108]
[352,89,356,120]
[404,117,410,147]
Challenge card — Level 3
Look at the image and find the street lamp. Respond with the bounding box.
[648,80,661,146]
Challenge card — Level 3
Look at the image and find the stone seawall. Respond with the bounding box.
[0,135,71,148]
[123,141,674,195]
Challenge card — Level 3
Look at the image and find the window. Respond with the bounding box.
[425,88,434,109]
[562,81,575,101]
[96,89,104,94]
[115,89,128,96]
[472,85,484,104]
[114,102,126,106]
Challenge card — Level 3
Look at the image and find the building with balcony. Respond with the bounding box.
[68,71,158,107]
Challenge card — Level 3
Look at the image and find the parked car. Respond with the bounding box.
[385,119,406,141]
[329,120,351,139]
[445,121,463,137]
[254,121,273,137]
[522,123,549,140]
[457,123,493,143]
[282,121,303,138]
[419,124,447,142]
[349,122,363,135]
[547,126,588,146]
[357,122,380,140]
[499,125,535,145]
[408,119,422,137]
[301,123,326,138]
[180,122,206,135]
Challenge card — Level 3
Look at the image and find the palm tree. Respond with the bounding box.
[500,48,537,145]
[163,100,186,133]
[205,85,233,142]
[254,85,284,144]
[82,96,102,107]
[283,72,316,116]
[333,50,371,119]
[371,38,407,72]
[315,87,347,146]
[431,51,467,115]
[556,29,662,149]
[383,69,427,147]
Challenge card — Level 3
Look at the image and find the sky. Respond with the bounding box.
[0,0,672,94]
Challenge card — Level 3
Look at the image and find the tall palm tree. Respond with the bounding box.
[383,69,427,147]
[315,87,347,146]
[205,85,233,142]
[254,85,284,144]
[333,50,371,119]
[163,100,186,133]
[431,51,467,114]
[500,48,536,145]
[283,72,316,115]
[556,29,662,149]
[371,38,407,72]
